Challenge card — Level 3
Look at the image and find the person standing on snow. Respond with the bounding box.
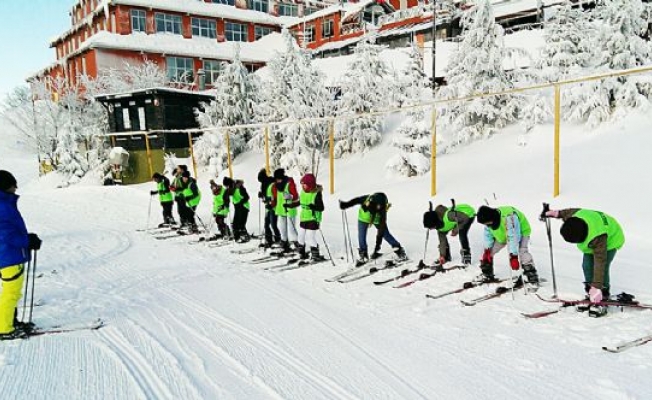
[475,205,540,285]
[223,177,251,243]
[0,170,41,340]
[271,169,299,254]
[257,168,281,248]
[542,207,624,304]
[171,165,190,228]
[179,171,201,234]
[423,203,476,266]
[208,180,231,240]
[150,172,175,227]
[339,193,408,266]
[286,173,326,262]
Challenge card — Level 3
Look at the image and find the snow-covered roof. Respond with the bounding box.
[491,0,562,19]
[86,30,286,63]
[287,0,377,26]
[95,86,215,100]
[51,0,291,46]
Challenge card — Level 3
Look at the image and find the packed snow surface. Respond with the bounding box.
[1,109,652,399]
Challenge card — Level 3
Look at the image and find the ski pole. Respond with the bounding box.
[343,210,355,262]
[21,258,31,323]
[423,201,433,264]
[258,198,263,237]
[319,229,336,266]
[341,210,349,263]
[541,203,558,299]
[145,195,153,230]
[28,250,38,324]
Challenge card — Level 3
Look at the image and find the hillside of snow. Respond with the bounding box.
[1,108,652,399]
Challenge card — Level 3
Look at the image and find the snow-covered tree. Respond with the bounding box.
[438,0,520,144]
[88,60,169,94]
[387,43,433,176]
[254,29,333,174]
[194,46,257,177]
[567,0,652,126]
[335,31,393,158]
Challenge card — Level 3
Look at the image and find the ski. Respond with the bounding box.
[339,264,395,283]
[393,263,467,289]
[535,294,652,309]
[263,257,302,270]
[231,247,260,255]
[373,261,429,285]
[425,278,510,301]
[273,258,331,272]
[461,280,525,306]
[602,335,652,353]
[27,319,104,338]
[325,266,365,282]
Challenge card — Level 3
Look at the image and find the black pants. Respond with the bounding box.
[232,205,249,239]
[458,218,473,251]
[176,197,190,225]
[264,209,281,243]
[215,215,229,236]
[161,201,174,224]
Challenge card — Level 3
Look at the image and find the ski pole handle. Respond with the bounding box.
[540,202,550,221]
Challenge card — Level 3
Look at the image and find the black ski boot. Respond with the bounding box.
[355,249,369,267]
[460,249,472,265]
[475,261,496,283]
[298,245,309,260]
[310,246,326,262]
[394,247,408,262]
[523,264,540,287]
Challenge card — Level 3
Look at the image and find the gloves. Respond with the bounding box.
[28,233,42,251]
[150,190,158,196]
[339,200,346,210]
[283,193,293,201]
[544,210,559,218]
[588,286,603,303]
[481,249,493,265]
[257,191,264,199]
[170,186,176,192]
[509,254,520,271]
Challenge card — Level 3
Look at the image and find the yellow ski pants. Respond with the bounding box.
[0,264,25,334]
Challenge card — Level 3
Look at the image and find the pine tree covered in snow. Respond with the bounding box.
[567,0,652,126]
[386,43,433,176]
[334,31,393,158]
[194,46,257,177]
[54,88,91,185]
[254,29,332,174]
[438,0,519,143]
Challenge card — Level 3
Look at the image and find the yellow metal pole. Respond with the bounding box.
[144,133,154,178]
[554,85,561,197]
[329,119,335,195]
[225,129,234,179]
[187,132,198,179]
[264,125,270,175]
[430,107,437,197]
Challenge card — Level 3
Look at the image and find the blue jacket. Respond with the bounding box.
[0,191,30,269]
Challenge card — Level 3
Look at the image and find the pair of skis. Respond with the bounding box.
[325,257,410,283]
[24,318,104,338]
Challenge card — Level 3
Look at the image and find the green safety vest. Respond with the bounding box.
[358,195,384,225]
[212,189,229,216]
[488,206,531,244]
[274,182,297,217]
[232,187,250,210]
[438,204,476,233]
[157,181,173,203]
[172,175,184,198]
[300,191,322,223]
[182,181,201,208]
[573,209,625,254]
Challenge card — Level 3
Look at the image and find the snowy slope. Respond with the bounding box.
[1,110,652,399]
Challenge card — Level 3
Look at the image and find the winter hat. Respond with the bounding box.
[0,170,17,192]
[181,171,191,178]
[273,168,286,180]
[152,172,162,180]
[423,211,443,230]
[560,217,589,243]
[300,173,316,190]
[223,176,234,187]
[476,206,500,228]
[178,165,188,172]
[257,168,268,183]
[369,193,388,207]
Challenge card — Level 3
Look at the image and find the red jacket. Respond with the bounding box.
[270,177,298,208]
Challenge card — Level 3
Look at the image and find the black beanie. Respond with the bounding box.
[152,172,162,180]
[273,168,285,180]
[423,211,443,229]
[0,170,17,192]
[560,217,589,243]
[476,206,500,227]
[257,168,268,183]
[182,171,191,178]
[223,176,234,187]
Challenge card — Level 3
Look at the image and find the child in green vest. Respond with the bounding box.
[223,177,250,243]
[288,173,325,261]
[423,203,475,266]
[150,172,176,227]
[271,169,299,254]
[476,205,540,286]
[543,208,625,304]
[180,171,201,234]
[209,180,231,240]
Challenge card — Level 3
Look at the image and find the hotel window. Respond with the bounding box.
[225,22,248,42]
[305,7,319,15]
[304,25,315,43]
[203,60,221,85]
[254,26,273,40]
[322,19,334,38]
[166,57,194,83]
[278,3,299,17]
[211,0,235,5]
[250,0,268,13]
[155,13,182,35]
[192,18,217,38]
[131,9,146,32]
